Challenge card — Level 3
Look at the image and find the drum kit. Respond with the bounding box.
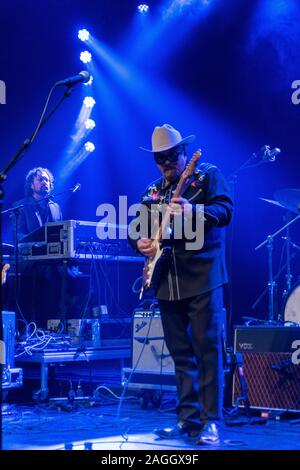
[254,188,300,324]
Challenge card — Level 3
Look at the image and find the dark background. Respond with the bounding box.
[1,0,300,335]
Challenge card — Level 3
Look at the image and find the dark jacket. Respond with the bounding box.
[129,162,233,301]
[13,196,62,241]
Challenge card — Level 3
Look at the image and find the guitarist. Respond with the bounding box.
[129,124,233,445]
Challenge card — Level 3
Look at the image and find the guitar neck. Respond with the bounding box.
[158,176,188,238]
[156,150,201,241]
[172,177,186,200]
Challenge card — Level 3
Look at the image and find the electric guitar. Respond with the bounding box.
[1,263,10,285]
[140,149,202,299]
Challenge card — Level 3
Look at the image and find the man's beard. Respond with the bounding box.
[164,167,181,183]
[40,187,49,195]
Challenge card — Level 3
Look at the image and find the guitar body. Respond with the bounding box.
[139,150,202,299]
[142,242,172,294]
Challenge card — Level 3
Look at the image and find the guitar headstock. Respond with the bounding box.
[183,149,202,179]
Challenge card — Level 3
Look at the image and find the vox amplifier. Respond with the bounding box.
[233,326,300,412]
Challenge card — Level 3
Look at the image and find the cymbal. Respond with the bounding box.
[274,188,300,215]
[259,197,286,210]
[2,243,14,256]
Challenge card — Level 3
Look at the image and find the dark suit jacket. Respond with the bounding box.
[13,196,62,241]
[128,162,233,301]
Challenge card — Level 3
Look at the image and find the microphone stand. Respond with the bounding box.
[0,186,79,330]
[254,214,300,322]
[1,186,79,218]
[0,84,73,449]
[226,150,270,340]
[281,213,294,306]
[251,251,297,313]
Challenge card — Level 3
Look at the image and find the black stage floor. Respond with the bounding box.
[3,396,300,451]
[3,338,300,452]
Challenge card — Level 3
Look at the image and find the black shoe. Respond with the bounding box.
[197,422,220,446]
[154,421,200,439]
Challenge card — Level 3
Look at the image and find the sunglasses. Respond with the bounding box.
[154,146,184,165]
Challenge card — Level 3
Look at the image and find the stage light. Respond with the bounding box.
[85,118,96,130]
[78,29,90,42]
[80,51,92,64]
[83,75,94,86]
[85,141,95,152]
[137,4,149,13]
[83,96,96,108]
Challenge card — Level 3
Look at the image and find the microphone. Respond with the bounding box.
[71,183,81,193]
[55,71,90,88]
[260,145,281,162]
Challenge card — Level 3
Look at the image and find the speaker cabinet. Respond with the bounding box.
[132,308,174,373]
[233,326,300,411]
[1,311,15,369]
[1,311,22,390]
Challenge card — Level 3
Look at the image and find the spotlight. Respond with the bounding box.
[80,51,92,64]
[85,141,95,152]
[78,29,90,42]
[83,96,96,108]
[137,4,149,13]
[83,75,94,86]
[85,119,96,130]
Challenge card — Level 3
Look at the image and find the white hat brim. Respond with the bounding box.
[140,134,196,152]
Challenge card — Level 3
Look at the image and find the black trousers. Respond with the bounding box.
[158,287,224,427]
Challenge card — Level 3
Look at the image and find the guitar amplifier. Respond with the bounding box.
[232,326,300,412]
[132,307,175,373]
[18,220,141,260]
[122,308,176,392]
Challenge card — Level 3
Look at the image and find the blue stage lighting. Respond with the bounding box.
[85,119,96,130]
[78,29,90,42]
[83,96,96,108]
[80,51,92,64]
[83,75,94,86]
[137,4,149,13]
[85,141,95,152]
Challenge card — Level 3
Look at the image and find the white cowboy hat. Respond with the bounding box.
[140,124,195,152]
